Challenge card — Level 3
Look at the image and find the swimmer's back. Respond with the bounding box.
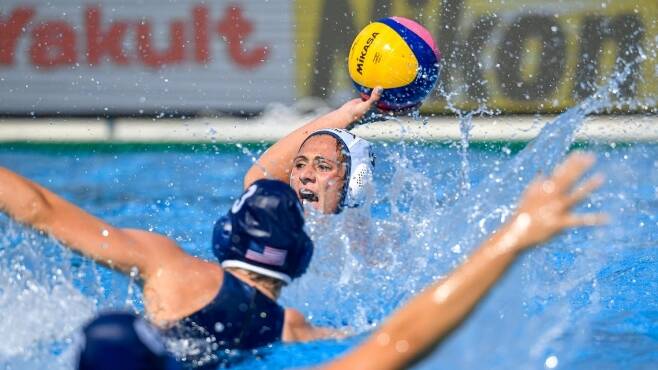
[169,270,285,349]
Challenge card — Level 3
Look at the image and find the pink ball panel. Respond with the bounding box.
[389,16,441,60]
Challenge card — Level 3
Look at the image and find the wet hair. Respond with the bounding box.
[333,136,349,172]
[225,267,284,298]
[330,136,349,182]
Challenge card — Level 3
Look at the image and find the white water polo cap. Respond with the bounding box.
[304,128,375,210]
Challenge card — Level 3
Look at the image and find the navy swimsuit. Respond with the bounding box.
[176,271,285,350]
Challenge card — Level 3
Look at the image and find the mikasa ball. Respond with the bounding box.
[348,17,441,111]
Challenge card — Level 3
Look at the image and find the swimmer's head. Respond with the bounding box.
[77,312,181,370]
[290,128,374,214]
[212,179,313,285]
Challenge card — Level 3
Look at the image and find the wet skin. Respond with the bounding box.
[290,135,346,214]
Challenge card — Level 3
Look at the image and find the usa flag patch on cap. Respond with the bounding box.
[245,246,287,267]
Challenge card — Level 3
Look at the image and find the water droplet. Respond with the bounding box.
[376,333,390,345]
[395,340,409,353]
[545,355,558,368]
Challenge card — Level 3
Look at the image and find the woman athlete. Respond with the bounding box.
[0,170,328,367]
[5,153,605,369]
[244,88,383,214]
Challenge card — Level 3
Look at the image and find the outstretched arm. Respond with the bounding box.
[243,89,382,188]
[322,152,606,370]
[0,167,183,278]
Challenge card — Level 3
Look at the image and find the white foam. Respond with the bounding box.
[0,224,96,368]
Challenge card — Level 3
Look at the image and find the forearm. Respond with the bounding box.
[325,223,523,370]
[243,107,354,188]
[0,167,153,274]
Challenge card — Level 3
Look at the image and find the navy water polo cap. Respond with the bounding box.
[304,128,375,210]
[213,179,314,284]
[77,312,181,370]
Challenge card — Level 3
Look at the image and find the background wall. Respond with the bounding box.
[0,0,294,115]
[295,0,657,113]
[1,0,655,116]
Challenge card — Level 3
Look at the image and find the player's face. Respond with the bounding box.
[290,135,346,214]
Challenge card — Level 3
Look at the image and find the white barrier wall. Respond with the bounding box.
[0,0,293,114]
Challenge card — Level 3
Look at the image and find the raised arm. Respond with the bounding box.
[0,167,183,277]
[243,89,382,188]
[322,152,606,370]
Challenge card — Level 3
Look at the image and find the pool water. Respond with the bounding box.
[0,116,656,370]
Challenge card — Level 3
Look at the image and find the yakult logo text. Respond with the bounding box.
[0,4,270,69]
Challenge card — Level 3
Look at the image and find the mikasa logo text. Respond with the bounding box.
[356,32,379,75]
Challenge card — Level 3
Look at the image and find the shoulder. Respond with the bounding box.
[282,308,313,342]
[284,308,309,329]
[282,308,343,343]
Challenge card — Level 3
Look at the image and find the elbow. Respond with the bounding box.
[19,188,53,226]
[0,167,53,226]
[243,168,263,189]
[243,173,254,190]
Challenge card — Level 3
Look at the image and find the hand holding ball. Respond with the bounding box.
[348,17,441,112]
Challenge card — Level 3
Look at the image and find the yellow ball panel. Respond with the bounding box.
[348,22,419,89]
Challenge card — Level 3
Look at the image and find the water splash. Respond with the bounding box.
[0,219,95,368]
[282,47,657,370]
[0,39,655,370]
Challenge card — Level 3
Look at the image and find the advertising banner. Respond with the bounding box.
[295,0,657,113]
[1,1,656,115]
[0,0,293,115]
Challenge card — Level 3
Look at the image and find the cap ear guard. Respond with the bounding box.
[286,235,313,279]
[344,142,375,208]
[212,216,231,251]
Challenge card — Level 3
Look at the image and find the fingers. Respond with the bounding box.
[562,212,609,228]
[524,173,547,197]
[564,173,604,208]
[367,87,383,103]
[551,152,596,193]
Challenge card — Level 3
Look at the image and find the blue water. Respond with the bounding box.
[0,126,656,369]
